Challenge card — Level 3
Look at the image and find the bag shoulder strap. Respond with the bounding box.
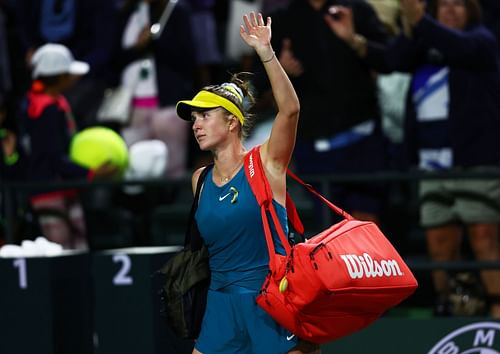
[242,146,305,234]
[244,146,271,205]
[243,146,355,269]
[244,146,292,271]
[185,164,213,250]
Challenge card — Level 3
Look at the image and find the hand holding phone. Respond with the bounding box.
[328,6,342,20]
[324,6,355,43]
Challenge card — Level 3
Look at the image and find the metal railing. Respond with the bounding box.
[2,168,500,272]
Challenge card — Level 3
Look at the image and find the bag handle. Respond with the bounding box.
[185,164,213,251]
[286,169,354,221]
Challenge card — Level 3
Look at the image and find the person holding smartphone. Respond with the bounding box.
[327,0,500,318]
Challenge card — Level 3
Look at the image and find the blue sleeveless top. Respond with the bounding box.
[195,166,288,292]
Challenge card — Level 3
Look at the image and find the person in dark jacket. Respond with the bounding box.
[255,0,390,225]
[108,0,196,177]
[328,0,500,317]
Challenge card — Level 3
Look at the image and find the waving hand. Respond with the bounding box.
[240,12,272,57]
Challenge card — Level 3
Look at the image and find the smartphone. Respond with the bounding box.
[328,6,342,20]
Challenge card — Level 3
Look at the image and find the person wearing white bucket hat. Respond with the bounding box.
[17,43,118,250]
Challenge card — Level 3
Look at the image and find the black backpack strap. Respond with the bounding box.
[185,164,213,251]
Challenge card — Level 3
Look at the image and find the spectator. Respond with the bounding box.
[14,0,118,128]
[401,0,500,319]
[329,0,500,317]
[367,0,412,165]
[186,0,223,88]
[18,44,118,250]
[109,0,196,177]
[254,0,390,225]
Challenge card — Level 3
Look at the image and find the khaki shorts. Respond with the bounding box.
[419,167,500,228]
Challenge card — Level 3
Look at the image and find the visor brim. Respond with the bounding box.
[175,100,220,121]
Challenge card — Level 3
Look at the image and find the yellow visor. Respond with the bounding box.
[176,90,245,126]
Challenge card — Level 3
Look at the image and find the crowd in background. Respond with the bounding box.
[1,0,500,317]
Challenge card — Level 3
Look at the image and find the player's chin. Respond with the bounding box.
[197,141,212,151]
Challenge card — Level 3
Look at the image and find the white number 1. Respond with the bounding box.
[13,258,28,289]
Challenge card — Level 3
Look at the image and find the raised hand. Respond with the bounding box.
[239,12,273,60]
[324,6,367,57]
[324,6,355,44]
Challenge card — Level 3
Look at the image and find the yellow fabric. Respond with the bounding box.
[176,90,245,126]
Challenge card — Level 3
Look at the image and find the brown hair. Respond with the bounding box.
[427,0,482,28]
[203,72,257,139]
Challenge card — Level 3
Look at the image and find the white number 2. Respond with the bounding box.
[13,258,28,289]
[112,254,133,286]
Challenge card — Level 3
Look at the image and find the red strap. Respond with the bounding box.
[244,146,271,206]
[286,169,354,221]
[244,146,291,271]
[286,192,304,235]
[243,146,354,271]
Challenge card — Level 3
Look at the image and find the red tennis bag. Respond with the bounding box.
[244,146,418,344]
